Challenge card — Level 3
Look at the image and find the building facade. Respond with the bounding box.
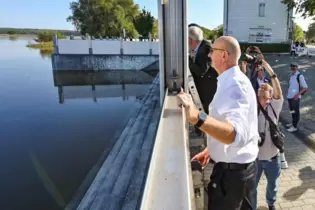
[223,0,293,43]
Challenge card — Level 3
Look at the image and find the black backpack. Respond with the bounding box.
[289,72,307,95]
[297,73,307,95]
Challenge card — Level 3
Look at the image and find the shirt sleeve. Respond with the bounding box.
[299,75,308,89]
[216,82,251,147]
[270,97,284,119]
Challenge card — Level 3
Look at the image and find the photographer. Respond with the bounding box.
[252,60,283,210]
[240,46,269,93]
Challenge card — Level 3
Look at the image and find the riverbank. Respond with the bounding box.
[26,41,54,52]
[0,34,35,37]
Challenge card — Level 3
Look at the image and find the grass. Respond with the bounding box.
[26,41,54,52]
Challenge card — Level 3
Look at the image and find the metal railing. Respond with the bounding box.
[140,89,196,210]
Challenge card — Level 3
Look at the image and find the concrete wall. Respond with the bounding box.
[223,0,289,43]
[52,54,159,71]
[56,38,159,55]
[53,67,158,86]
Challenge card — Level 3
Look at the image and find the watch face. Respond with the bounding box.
[199,112,208,121]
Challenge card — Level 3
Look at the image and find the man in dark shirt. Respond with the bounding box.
[189,25,218,114]
[189,25,218,136]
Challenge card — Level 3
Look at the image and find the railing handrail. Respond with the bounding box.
[140,89,196,210]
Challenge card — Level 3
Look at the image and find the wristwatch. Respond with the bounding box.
[271,73,277,78]
[195,112,208,128]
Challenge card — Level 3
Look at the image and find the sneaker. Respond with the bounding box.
[269,206,276,210]
[285,123,292,128]
[287,126,298,132]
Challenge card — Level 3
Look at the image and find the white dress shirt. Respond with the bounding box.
[287,71,308,99]
[207,66,259,163]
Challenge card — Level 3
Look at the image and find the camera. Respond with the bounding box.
[258,132,265,147]
[242,53,263,65]
[241,46,263,65]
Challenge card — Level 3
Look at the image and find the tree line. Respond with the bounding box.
[66,0,221,39]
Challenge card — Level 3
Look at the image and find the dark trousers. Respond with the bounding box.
[288,98,300,128]
[290,51,296,56]
[207,161,256,210]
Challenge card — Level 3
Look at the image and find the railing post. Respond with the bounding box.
[149,32,153,55]
[88,36,93,54]
[120,37,124,55]
[53,34,59,54]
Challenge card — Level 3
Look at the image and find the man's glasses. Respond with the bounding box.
[290,65,297,67]
[210,48,226,53]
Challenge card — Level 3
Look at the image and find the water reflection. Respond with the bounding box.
[0,36,158,210]
[53,70,157,104]
[40,49,53,59]
[8,36,18,41]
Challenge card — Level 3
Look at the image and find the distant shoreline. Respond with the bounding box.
[0,34,35,37]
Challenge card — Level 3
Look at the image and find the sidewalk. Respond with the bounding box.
[265,55,315,150]
[256,129,315,210]
[203,130,315,210]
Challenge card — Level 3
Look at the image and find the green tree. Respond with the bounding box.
[7,30,16,35]
[293,23,304,40]
[306,21,315,41]
[37,31,66,42]
[152,19,158,38]
[200,25,223,41]
[67,0,139,38]
[282,0,315,18]
[133,8,155,37]
[214,24,223,37]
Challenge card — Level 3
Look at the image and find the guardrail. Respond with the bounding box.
[140,89,196,210]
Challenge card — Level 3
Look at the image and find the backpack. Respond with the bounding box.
[297,73,307,95]
[258,102,285,153]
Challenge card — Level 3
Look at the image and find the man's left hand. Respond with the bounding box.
[177,91,199,124]
[294,94,300,100]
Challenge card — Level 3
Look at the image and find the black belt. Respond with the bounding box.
[271,153,279,160]
[211,159,254,170]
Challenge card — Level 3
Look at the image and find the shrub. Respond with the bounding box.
[239,43,290,53]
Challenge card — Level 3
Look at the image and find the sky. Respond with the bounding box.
[0,0,312,31]
[0,0,222,30]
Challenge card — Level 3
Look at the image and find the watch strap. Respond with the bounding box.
[195,112,207,128]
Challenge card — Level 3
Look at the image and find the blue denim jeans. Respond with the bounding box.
[252,157,281,209]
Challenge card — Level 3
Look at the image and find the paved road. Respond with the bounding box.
[256,129,315,210]
[265,54,315,142]
[203,129,315,209]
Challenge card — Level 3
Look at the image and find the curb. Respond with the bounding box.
[264,53,290,55]
[279,115,315,152]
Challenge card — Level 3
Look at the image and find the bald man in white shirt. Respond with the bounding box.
[178,36,259,210]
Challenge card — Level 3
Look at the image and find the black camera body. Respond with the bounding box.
[242,53,262,65]
[258,132,265,147]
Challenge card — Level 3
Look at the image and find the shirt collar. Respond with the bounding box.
[291,70,299,76]
[217,66,239,84]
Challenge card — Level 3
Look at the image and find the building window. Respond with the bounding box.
[259,3,266,17]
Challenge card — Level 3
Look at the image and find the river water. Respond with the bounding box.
[0,36,150,210]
